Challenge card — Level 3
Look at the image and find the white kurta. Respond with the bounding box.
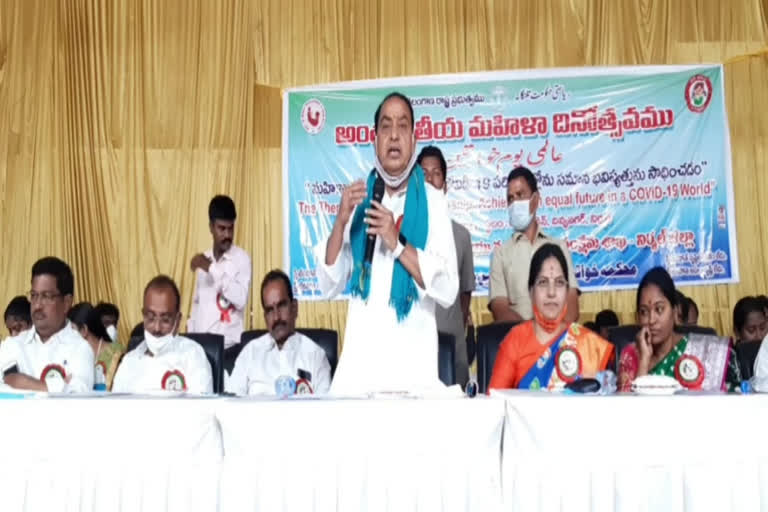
[112,335,213,394]
[226,331,331,396]
[187,244,252,349]
[0,323,94,393]
[316,182,458,395]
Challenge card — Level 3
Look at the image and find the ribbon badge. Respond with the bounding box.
[555,347,582,383]
[674,354,705,390]
[216,293,235,323]
[40,364,67,387]
[161,370,187,391]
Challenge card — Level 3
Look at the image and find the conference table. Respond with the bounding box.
[495,390,768,512]
[2,391,768,511]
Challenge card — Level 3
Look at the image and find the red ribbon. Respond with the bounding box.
[395,214,404,234]
[216,293,234,323]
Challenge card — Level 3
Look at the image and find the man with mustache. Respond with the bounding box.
[113,275,213,394]
[227,270,331,395]
[188,195,252,350]
[317,92,458,394]
[0,257,94,392]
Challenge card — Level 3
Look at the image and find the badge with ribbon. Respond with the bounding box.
[274,375,296,397]
[40,364,67,389]
[216,292,234,323]
[161,370,187,391]
[674,354,705,390]
[295,378,314,395]
[555,346,582,383]
[94,361,107,391]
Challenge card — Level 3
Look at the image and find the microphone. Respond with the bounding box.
[364,176,386,265]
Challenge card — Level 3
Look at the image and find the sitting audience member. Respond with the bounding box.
[94,302,120,343]
[4,295,32,338]
[685,297,699,325]
[112,275,212,394]
[732,297,766,345]
[618,267,739,391]
[227,270,331,396]
[68,302,124,390]
[488,244,613,390]
[0,257,94,392]
[595,309,620,339]
[757,295,768,339]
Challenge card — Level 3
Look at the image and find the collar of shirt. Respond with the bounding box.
[512,228,547,243]
[137,336,181,358]
[267,331,300,352]
[205,245,234,263]
[26,322,72,346]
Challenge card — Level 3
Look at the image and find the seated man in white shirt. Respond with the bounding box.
[0,257,94,392]
[227,270,331,396]
[112,275,213,394]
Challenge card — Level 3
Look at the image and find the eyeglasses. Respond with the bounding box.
[263,299,291,318]
[142,311,178,329]
[29,291,62,305]
[534,277,567,290]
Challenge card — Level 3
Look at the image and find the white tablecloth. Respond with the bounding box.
[0,395,222,512]
[217,396,505,512]
[495,390,768,512]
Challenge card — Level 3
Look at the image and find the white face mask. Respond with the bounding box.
[144,320,177,356]
[106,325,118,342]
[508,199,534,232]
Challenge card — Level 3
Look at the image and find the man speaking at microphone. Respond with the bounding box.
[316,92,458,395]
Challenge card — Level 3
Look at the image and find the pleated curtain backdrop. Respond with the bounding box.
[0,0,766,345]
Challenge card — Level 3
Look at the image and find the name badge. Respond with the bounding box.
[40,364,67,389]
[161,370,188,391]
[674,354,705,389]
[555,347,582,383]
[295,378,313,395]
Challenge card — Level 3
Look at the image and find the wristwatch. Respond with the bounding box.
[392,233,407,259]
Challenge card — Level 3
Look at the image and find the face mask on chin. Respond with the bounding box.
[106,324,118,342]
[373,135,417,188]
[144,319,177,356]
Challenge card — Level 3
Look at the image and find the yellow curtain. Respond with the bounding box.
[0,0,766,344]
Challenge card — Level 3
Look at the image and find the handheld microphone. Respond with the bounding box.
[364,176,386,265]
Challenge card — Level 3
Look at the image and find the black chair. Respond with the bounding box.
[229,328,339,377]
[736,340,762,380]
[476,322,518,394]
[437,332,456,386]
[126,332,225,394]
[129,322,143,339]
[675,325,717,336]
[606,325,641,372]
[466,325,476,366]
[184,332,225,394]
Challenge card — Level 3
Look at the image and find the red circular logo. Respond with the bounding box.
[685,75,713,113]
[674,354,705,389]
[161,370,187,391]
[301,99,326,135]
[555,346,582,383]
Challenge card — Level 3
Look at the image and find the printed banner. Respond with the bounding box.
[283,65,738,299]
